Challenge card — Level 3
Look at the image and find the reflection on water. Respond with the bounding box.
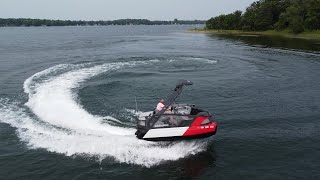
[207,34,320,52]
[153,143,217,179]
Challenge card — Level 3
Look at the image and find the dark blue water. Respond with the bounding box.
[0,25,319,179]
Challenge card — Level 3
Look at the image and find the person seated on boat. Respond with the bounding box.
[156,99,173,114]
[156,99,165,112]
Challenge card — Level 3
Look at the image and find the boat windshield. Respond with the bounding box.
[150,105,211,128]
[152,114,195,128]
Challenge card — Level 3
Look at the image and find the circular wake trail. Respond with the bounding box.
[24,62,133,136]
[0,61,207,167]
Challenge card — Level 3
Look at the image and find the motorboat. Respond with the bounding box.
[135,80,217,141]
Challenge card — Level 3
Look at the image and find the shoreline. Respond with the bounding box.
[189,29,320,41]
[0,24,204,28]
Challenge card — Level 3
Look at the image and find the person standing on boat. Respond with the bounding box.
[156,99,165,112]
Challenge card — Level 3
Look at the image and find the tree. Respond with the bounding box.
[205,11,242,30]
[206,0,320,33]
[254,2,273,30]
[304,0,320,30]
[284,4,305,33]
[241,1,261,30]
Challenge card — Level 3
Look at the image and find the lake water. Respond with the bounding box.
[0,25,319,179]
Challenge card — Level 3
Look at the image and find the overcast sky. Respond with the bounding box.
[0,0,257,21]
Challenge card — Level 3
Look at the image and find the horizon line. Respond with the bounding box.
[0,17,207,21]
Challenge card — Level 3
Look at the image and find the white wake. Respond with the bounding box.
[0,61,207,167]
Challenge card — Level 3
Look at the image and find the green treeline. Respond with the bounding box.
[0,18,204,27]
[206,0,320,34]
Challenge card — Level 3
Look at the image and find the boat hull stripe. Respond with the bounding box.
[143,127,189,138]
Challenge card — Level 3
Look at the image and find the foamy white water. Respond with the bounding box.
[186,57,218,64]
[0,61,207,167]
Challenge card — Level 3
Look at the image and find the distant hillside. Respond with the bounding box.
[206,0,320,34]
[0,18,205,27]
